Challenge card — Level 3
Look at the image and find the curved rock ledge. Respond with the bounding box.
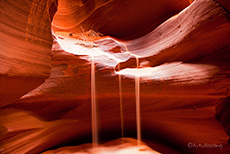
[0,0,57,107]
[1,0,230,154]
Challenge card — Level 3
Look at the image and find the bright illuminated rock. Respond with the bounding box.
[42,138,161,154]
[0,0,57,107]
[1,0,230,154]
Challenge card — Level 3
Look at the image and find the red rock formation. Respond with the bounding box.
[0,0,57,107]
[52,0,191,39]
[1,0,230,154]
[42,138,164,154]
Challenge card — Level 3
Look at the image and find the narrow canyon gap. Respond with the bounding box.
[1,0,230,154]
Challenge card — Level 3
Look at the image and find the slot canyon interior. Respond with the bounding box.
[1,0,230,153]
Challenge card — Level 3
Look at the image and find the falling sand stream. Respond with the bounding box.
[53,33,161,153]
[118,63,125,140]
[90,56,141,151]
[91,55,98,150]
[89,41,143,153]
[135,57,141,146]
[117,54,142,146]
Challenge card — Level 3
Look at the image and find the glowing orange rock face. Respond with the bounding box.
[1,0,230,154]
[41,138,162,154]
[0,0,57,107]
[52,0,191,39]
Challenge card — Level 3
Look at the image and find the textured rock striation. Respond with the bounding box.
[0,0,57,107]
[1,0,230,154]
[52,0,191,39]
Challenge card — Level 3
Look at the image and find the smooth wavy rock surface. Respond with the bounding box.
[0,0,57,107]
[1,0,230,154]
[52,0,191,39]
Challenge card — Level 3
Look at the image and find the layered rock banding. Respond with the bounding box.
[1,0,230,154]
[0,0,57,107]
